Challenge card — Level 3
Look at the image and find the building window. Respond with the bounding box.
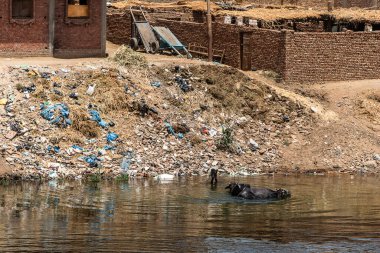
[67,0,89,18]
[12,0,34,19]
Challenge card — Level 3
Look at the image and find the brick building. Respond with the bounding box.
[108,7,380,83]
[0,0,107,57]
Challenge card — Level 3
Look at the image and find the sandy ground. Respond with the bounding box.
[247,72,380,171]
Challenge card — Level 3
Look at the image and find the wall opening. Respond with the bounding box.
[67,0,89,18]
[12,0,34,19]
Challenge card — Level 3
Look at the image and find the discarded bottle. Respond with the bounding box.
[86,84,96,96]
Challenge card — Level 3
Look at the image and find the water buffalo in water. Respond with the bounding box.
[225,183,291,200]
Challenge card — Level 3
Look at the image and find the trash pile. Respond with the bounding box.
[0,62,317,180]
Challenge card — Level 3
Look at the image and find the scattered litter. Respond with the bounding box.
[106,132,119,143]
[40,103,72,128]
[248,139,259,151]
[175,76,192,92]
[84,155,101,168]
[69,92,79,100]
[151,81,161,88]
[47,145,60,153]
[89,110,108,128]
[48,171,58,179]
[121,151,133,173]
[86,84,96,96]
[155,174,175,181]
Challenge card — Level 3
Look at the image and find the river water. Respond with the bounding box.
[0,175,380,252]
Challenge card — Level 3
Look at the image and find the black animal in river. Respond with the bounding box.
[225,183,291,200]
[210,169,218,186]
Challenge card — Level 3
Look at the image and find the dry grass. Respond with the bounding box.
[113,0,380,23]
[112,45,148,68]
[71,107,101,138]
[112,0,218,11]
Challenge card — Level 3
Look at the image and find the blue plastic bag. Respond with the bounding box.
[89,110,108,128]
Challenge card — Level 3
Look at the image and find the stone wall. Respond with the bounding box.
[284,31,380,82]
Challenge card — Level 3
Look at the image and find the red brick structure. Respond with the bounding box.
[107,10,380,83]
[0,0,107,57]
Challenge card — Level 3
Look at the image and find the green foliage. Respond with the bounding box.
[116,173,129,182]
[217,126,234,151]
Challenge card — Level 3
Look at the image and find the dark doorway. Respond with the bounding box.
[240,31,252,70]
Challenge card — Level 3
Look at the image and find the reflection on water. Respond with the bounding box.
[0,175,380,252]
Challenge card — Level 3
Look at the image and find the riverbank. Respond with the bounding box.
[0,48,379,180]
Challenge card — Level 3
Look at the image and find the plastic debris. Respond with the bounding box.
[86,84,96,96]
[151,81,161,88]
[164,121,185,139]
[40,103,72,128]
[48,171,58,179]
[106,132,119,143]
[120,151,133,173]
[175,76,192,92]
[155,174,175,181]
[47,145,60,153]
[248,139,259,151]
[164,121,176,136]
[84,155,101,168]
[89,110,108,128]
[69,92,79,100]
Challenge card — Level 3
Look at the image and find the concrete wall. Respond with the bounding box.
[284,31,380,82]
[0,0,105,57]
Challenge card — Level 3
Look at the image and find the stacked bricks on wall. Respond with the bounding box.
[106,9,380,83]
[284,31,380,83]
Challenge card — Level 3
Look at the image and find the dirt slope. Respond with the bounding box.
[247,72,380,173]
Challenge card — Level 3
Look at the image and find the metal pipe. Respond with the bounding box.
[206,0,213,62]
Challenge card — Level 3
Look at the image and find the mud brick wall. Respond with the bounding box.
[334,0,379,8]
[284,31,380,83]
[156,19,255,68]
[251,0,328,8]
[107,9,132,45]
[0,0,49,56]
[251,29,285,74]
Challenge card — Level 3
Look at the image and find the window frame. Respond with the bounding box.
[66,0,90,20]
[10,0,35,24]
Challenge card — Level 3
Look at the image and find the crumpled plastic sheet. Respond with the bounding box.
[89,110,108,128]
[175,76,191,92]
[84,155,101,168]
[106,132,119,143]
[164,121,184,139]
[40,103,72,128]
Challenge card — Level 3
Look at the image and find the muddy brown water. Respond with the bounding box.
[0,175,380,252]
